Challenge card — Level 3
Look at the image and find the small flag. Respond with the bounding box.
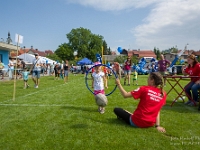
[15,34,23,44]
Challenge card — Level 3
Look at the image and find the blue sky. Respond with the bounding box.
[1,0,200,53]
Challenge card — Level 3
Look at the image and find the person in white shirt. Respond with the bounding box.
[30,53,43,88]
[8,58,14,80]
[92,62,108,114]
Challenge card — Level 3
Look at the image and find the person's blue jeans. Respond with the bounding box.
[184,81,200,102]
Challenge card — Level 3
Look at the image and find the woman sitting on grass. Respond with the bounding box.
[182,54,200,109]
[114,72,166,133]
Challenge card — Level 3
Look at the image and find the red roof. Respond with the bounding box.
[192,50,200,56]
[18,48,30,55]
[45,50,54,55]
[111,51,116,55]
[128,50,156,58]
[28,49,47,57]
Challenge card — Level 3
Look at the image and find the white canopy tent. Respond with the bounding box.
[18,53,56,64]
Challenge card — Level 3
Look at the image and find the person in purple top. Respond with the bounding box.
[124,57,132,86]
[157,54,170,85]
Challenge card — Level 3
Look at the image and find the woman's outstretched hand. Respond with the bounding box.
[115,78,120,86]
[156,126,166,133]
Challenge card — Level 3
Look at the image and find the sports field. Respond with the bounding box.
[0,74,199,150]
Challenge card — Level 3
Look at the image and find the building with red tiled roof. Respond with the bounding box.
[111,51,116,55]
[126,49,156,58]
[27,49,46,57]
[45,50,54,56]
[16,47,54,57]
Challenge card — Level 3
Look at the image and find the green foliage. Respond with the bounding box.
[113,55,127,64]
[66,27,104,61]
[131,55,139,64]
[113,55,138,65]
[55,43,74,61]
[154,47,161,60]
[46,53,62,62]
[103,40,111,55]
[170,47,178,53]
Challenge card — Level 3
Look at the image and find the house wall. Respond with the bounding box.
[0,50,9,66]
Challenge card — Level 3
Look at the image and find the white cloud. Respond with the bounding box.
[133,0,200,50]
[66,0,158,11]
[66,0,200,50]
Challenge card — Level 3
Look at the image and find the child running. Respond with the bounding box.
[22,68,30,89]
[114,72,167,133]
[92,62,108,114]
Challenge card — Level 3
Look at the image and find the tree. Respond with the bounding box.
[153,47,161,60]
[113,55,127,64]
[46,53,62,62]
[66,27,104,61]
[54,43,74,61]
[169,47,178,53]
[102,40,111,55]
[131,55,139,64]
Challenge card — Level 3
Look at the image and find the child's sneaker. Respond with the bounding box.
[99,107,105,114]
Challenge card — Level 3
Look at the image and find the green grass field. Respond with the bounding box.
[0,74,199,150]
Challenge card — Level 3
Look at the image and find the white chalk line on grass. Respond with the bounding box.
[0,103,136,108]
[0,83,66,104]
[1,77,84,104]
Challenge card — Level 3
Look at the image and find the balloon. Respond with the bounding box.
[117,47,122,53]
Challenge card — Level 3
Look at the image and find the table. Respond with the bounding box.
[163,75,199,107]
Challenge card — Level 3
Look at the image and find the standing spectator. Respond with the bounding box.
[0,60,5,80]
[60,61,64,79]
[54,64,59,80]
[8,58,14,80]
[71,64,74,73]
[30,53,43,88]
[50,62,55,76]
[16,59,22,79]
[157,54,170,86]
[46,64,50,76]
[124,57,132,86]
[113,62,122,79]
[64,60,69,83]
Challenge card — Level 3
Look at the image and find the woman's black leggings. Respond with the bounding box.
[114,107,131,125]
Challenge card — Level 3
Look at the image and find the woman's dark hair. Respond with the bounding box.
[126,57,132,66]
[149,72,164,97]
[187,54,198,68]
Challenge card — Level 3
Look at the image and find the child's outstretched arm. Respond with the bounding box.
[155,111,166,133]
[115,78,132,98]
